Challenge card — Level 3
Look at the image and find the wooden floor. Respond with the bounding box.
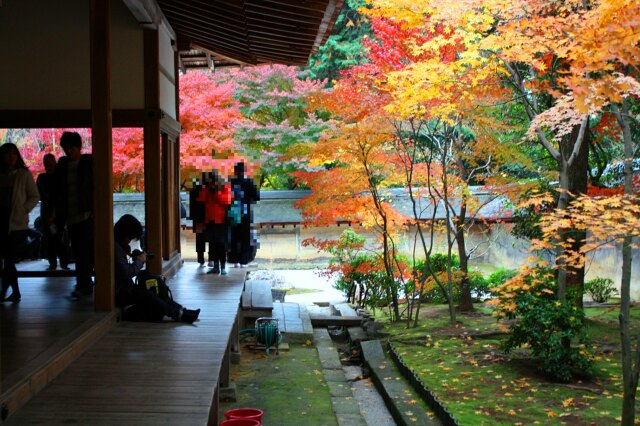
[2,262,246,425]
[1,272,94,384]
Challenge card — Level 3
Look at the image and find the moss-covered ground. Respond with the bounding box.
[378,303,640,425]
[220,342,338,426]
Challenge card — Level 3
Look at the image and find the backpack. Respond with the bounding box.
[227,200,242,225]
[136,270,173,302]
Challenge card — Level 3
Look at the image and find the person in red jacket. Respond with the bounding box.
[197,170,231,275]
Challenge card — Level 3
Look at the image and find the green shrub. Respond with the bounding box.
[492,266,593,382]
[487,268,518,288]
[410,257,488,303]
[584,277,617,303]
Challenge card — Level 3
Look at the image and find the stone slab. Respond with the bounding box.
[317,346,343,369]
[328,381,353,397]
[331,397,361,415]
[361,340,385,362]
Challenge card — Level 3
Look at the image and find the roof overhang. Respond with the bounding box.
[123,0,344,69]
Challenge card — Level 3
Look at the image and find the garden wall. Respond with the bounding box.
[28,192,640,299]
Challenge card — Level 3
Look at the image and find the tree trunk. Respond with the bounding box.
[456,202,473,311]
[614,101,638,426]
[556,124,589,305]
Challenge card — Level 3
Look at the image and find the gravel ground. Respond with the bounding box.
[249,269,346,304]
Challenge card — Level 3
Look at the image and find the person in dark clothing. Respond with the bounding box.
[0,143,40,303]
[188,177,211,266]
[36,153,69,270]
[114,214,200,323]
[227,162,260,267]
[54,132,94,299]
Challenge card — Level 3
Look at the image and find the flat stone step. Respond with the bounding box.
[331,302,358,317]
[271,302,313,343]
[309,315,363,327]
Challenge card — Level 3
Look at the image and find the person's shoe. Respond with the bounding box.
[181,308,200,324]
[3,293,21,303]
[70,288,92,300]
[221,269,228,276]
[61,265,70,270]
[47,265,57,271]
[207,260,215,268]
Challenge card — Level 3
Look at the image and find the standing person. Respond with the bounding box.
[114,214,200,323]
[189,177,211,267]
[228,162,260,267]
[54,131,94,299]
[0,143,40,303]
[36,153,69,271]
[197,170,231,275]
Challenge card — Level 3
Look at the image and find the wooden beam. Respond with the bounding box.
[312,0,339,53]
[122,0,177,39]
[0,110,147,129]
[160,112,181,140]
[144,28,163,274]
[91,0,115,312]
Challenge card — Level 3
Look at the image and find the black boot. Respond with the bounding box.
[181,308,201,324]
[0,282,8,301]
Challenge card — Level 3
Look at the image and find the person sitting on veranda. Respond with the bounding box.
[114,214,200,323]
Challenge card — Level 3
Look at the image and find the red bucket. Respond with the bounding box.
[224,408,264,423]
[219,419,260,426]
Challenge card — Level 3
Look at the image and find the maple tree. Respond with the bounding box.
[359,3,523,315]
[111,128,144,191]
[179,71,244,186]
[365,0,640,305]
[295,66,410,321]
[231,65,328,189]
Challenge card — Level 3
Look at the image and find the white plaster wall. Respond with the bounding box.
[0,0,91,109]
[111,0,144,110]
[0,1,152,111]
[158,26,176,118]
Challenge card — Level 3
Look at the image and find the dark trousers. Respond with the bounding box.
[195,231,212,264]
[68,218,94,293]
[42,222,69,269]
[118,285,183,322]
[1,231,26,298]
[206,222,228,268]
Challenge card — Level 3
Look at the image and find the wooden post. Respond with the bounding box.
[91,0,115,311]
[143,28,163,274]
[161,132,173,259]
[174,49,181,254]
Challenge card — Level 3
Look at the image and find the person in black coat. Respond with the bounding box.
[36,153,69,270]
[114,214,200,323]
[188,176,210,266]
[227,162,260,267]
[54,131,94,299]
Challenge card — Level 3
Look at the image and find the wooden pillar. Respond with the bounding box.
[144,28,163,274]
[91,0,114,311]
[174,50,181,254]
[161,132,172,259]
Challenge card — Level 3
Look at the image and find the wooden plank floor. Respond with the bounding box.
[3,263,246,425]
[1,273,95,385]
